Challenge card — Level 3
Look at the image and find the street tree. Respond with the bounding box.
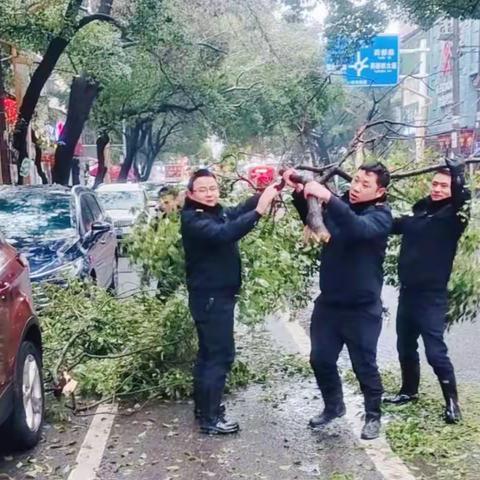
[90,0,342,179]
[324,0,480,43]
[0,0,121,183]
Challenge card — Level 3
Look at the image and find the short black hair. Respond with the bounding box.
[187,168,217,191]
[158,185,178,197]
[359,162,390,188]
[435,168,451,177]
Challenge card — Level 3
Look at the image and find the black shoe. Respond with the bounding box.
[444,398,462,424]
[194,403,226,421]
[199,418,240,435]
[382,393,418,405]
[309,403,346,429]
[361,418,381,440]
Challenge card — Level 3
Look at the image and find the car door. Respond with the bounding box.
[79,193,116,288]
[0,238,11,394]
[0,236,29,395]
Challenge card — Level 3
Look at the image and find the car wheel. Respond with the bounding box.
[2,341,44,450]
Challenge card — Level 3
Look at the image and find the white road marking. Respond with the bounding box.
[266,312,417,480]
[67,403,118,480]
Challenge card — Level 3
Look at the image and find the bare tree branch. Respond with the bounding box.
[223,82,261,94]
[76,13,123,31]
[198,42,227,54]
[391,159,480,179]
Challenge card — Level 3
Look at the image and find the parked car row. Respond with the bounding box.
[0,184,120,451]
[0,185,118,292]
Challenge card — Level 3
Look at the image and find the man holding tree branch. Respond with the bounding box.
[181,168,280,435]
[284,162,392,440]
[384,158,470,424]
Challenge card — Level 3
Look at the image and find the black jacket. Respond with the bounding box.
[181,195,260,295]
[293,192,392,307]
[392,168,470,291]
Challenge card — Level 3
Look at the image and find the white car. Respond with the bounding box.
[96,183,149,239]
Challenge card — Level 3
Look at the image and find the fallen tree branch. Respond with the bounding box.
[53,329,90,382]
[295,162,339,175]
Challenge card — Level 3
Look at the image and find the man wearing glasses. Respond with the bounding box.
[181,168,279,435]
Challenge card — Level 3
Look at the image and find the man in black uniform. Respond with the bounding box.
[384,159,470,423]
[181,169,279,435]
[284,163,392,440]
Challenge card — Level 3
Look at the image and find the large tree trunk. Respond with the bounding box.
[118,121,148,181]
[31,130,48,184]
[13,38,70,163]
[93,132,110,188]
[139,155,156,181]
[52,2,115,187]
[135,119,181,181]
[71,157,81,185]
[52,75,99,185]
[313,134,331,166]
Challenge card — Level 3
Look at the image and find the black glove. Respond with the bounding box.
[445,156,465,175]
[445,157,467,198]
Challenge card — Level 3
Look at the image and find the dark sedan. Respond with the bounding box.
[0,185,118,292]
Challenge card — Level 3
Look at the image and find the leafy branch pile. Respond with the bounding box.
[40,283,197,400]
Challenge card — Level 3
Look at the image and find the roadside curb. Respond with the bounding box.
[265,311,417,480]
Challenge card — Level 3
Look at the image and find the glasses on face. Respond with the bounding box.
[193,186,219,194]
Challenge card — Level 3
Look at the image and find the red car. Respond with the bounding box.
[0,233,44,450]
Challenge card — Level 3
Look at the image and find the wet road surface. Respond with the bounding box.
[97,380,383,480]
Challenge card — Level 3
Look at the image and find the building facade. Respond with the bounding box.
[399,19,480,156]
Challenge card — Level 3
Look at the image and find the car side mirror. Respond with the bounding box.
[91,221,111,234]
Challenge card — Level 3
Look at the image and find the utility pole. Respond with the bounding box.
[451,18,461,157]
[415,38,429,163]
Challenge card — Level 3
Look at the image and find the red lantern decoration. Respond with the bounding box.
[248,165,276,189]
[4,98,17,126]
[42,153,55,166]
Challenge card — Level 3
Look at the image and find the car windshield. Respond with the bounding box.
[0,189,73,240]
[97,191,144,211]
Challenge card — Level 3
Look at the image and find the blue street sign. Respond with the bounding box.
[326,35,399,87]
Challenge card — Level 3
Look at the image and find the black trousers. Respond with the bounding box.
[396,288,456,395]
[310,298,383,420]
[188,292,236,423]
